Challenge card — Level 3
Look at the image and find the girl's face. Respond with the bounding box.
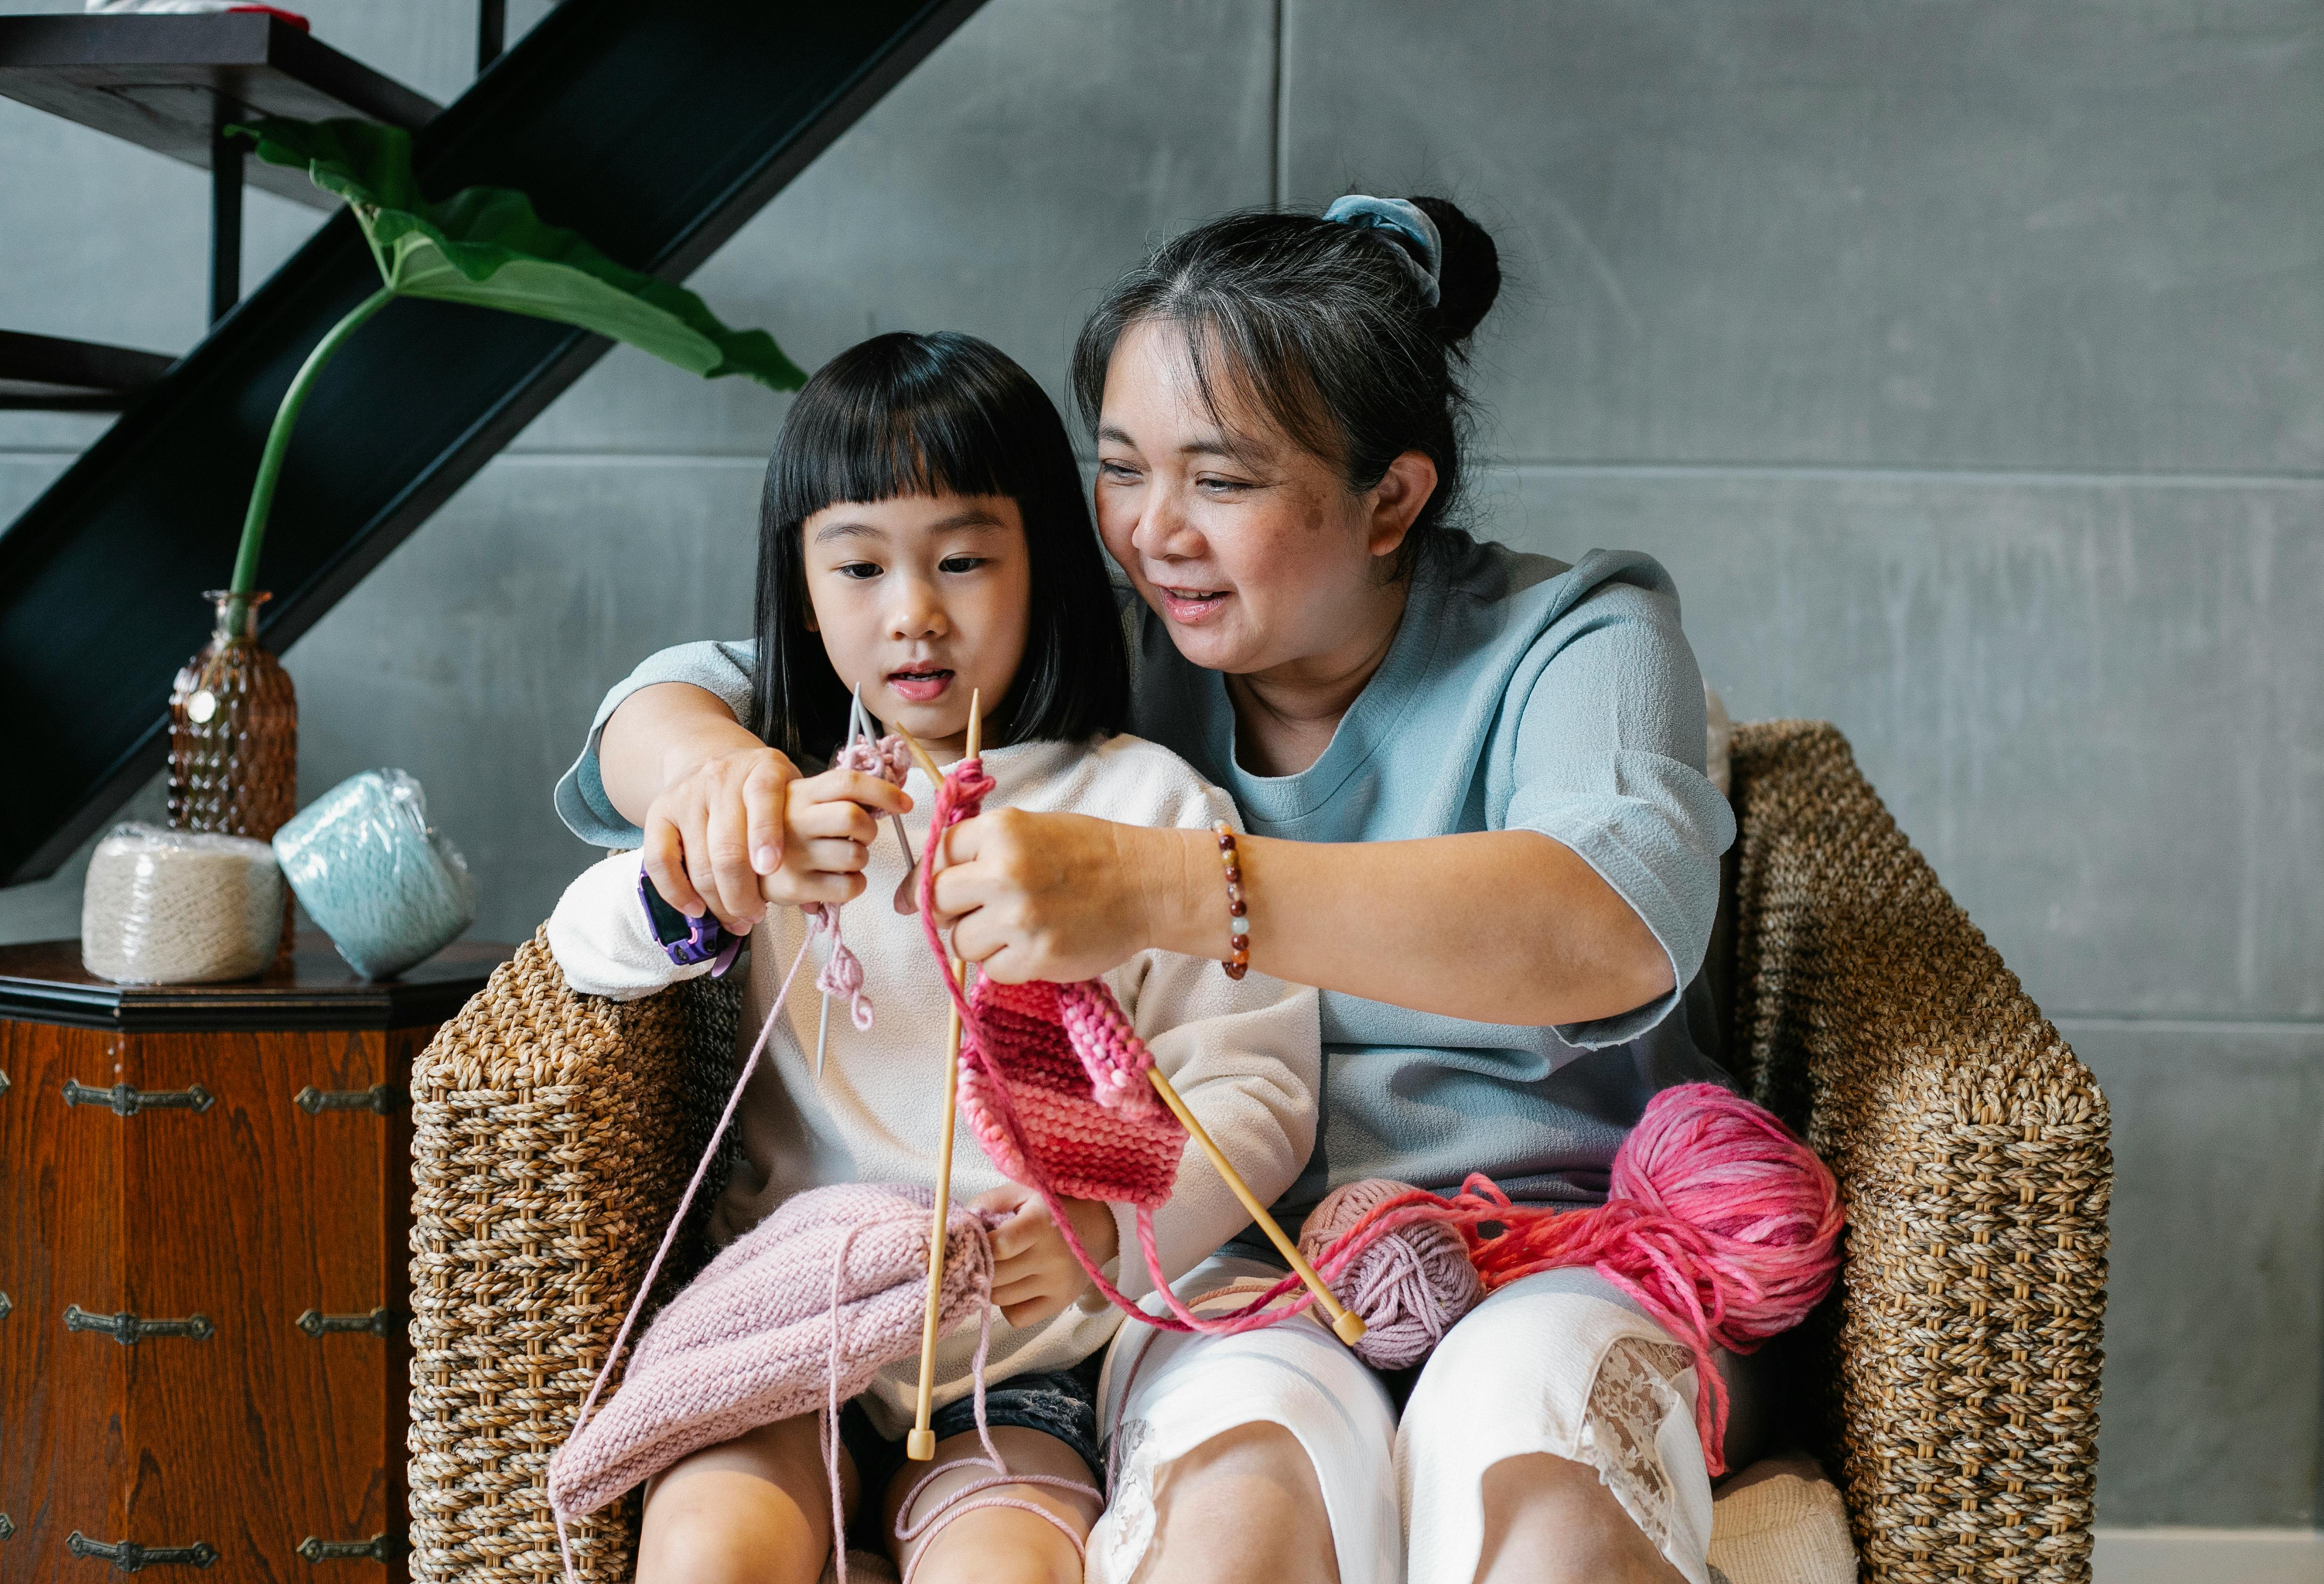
[1092,319,1424,680]
[800,492,1031,755]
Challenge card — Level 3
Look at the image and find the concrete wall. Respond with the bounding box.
[4,0,2318,1533]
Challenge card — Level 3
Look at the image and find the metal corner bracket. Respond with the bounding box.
[62,1080,214,1117]
[297,1533,398,1564]
[66,1532,218,1570]
[295,1307,398,1338]
[293,1083,404,1115]
[64,1305,214,1345]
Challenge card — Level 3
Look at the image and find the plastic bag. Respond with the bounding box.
[81,823,283,984]
[273,769,476,980]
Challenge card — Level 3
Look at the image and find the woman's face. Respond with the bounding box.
[1093,320,1427,679]
[799,492,1031,753]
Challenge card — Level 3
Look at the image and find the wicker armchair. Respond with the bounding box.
[405,720,2110,1584]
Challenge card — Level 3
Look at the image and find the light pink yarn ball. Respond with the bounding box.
[1299,1178,1483,1369]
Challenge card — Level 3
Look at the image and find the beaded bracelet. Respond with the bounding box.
[1212,821,1250,980]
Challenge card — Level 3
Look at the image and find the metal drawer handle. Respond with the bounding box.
[297,1533,395,1564]
[66,1531,218,1570]
[296,1307,397,1338]
[0,1511,14,1540]
[0,1290,12,1321]
[294,1083,403,1115]
[64,1305,214,1345]
[0,1067,10,1099]
[63,1080,214,1117]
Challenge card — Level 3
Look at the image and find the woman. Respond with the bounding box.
[558,196,1750,1584]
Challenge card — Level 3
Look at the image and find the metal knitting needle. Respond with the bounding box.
[850,678,911,864]
[815,691,873,1079]
[813,692,869,1073]
[909,688,978,1461]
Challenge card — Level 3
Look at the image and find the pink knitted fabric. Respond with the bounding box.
[546,1182,997,1519]
[958,977,1183,1209]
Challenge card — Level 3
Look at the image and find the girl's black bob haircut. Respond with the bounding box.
[752,330,1129,765]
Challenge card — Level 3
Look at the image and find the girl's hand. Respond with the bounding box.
[643,746,909,931]
[758,766,916,910]
[911,808,1176,983]
[972,1181,1121,1328]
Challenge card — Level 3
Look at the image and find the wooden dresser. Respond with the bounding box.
[0,939,509,1581]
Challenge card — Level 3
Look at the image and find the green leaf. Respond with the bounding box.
[227,116,805,389]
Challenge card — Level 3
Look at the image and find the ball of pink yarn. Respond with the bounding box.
[1300,1178,1483,1369]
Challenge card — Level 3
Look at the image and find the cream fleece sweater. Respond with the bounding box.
[546,733,1321,1435]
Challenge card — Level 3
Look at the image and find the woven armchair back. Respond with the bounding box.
[1725,720,2110,1584]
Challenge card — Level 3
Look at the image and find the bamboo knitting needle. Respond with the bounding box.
[1141,1067,1367,1345]
[907,691,978,1460]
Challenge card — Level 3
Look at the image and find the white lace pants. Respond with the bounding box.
[1088,1258,1760,1584]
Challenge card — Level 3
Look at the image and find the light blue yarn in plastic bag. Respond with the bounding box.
[273,768,477,980]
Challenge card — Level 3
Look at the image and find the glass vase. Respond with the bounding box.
[169,589,298,842]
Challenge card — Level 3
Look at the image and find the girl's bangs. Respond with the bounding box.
[770,366,1017,526]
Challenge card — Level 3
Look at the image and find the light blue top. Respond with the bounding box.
[556,532,1735,1214]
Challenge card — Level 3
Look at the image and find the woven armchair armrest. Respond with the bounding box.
[407,929,739,1584]
[1726,722,2111,1584]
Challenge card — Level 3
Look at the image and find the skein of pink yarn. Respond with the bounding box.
[1317,1084,1842,1473]
[1299,1179,1483,1368]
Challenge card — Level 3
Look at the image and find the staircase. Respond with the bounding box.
[0,0,988,883]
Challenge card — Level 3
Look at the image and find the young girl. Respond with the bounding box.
[545,331,1320,1584]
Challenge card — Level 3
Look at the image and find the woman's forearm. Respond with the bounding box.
[1136,826,1675,1028]
[597,681,761,826]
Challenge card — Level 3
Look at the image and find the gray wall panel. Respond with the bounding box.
[2073,1018,2324,1526]
[1484,467,2324,1021]
[281,454,762,943]
[509,0,1278,458]
[1283,0,2324,473]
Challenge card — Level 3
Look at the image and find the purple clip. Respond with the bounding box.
[638,871,742,978]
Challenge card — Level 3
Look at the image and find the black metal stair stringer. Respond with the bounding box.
[0,0,990,883]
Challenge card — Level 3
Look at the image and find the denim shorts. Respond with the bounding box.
[839,1353,1104,1512]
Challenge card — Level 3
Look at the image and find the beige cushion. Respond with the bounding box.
[1708,1455,1858,1584]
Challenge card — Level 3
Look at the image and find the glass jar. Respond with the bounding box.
[168,590,298,842]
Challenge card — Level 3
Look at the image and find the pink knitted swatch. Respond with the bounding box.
[547,1182,997,1520]
[958,977,1183,1210]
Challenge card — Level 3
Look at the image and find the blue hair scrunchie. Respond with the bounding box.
[1322,194,1442,308]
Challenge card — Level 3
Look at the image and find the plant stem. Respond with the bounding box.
[227,284,397,624]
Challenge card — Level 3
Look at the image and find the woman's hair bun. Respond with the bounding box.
[1409,196,1500,345]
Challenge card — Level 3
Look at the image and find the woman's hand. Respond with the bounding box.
[642,747,910,931]
[912,808,1182,983]
[972,1181,1121,1328]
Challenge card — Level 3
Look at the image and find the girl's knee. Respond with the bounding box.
[636,1493,799,1584]
[888,1426,1098,1584]
[636,1420,837,1584]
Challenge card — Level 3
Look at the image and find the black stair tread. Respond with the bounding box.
[0,0,990,885]
[0,328,176,412]
[0,11,440,211]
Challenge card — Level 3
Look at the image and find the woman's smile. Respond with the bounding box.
[1157,585,1233,625]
